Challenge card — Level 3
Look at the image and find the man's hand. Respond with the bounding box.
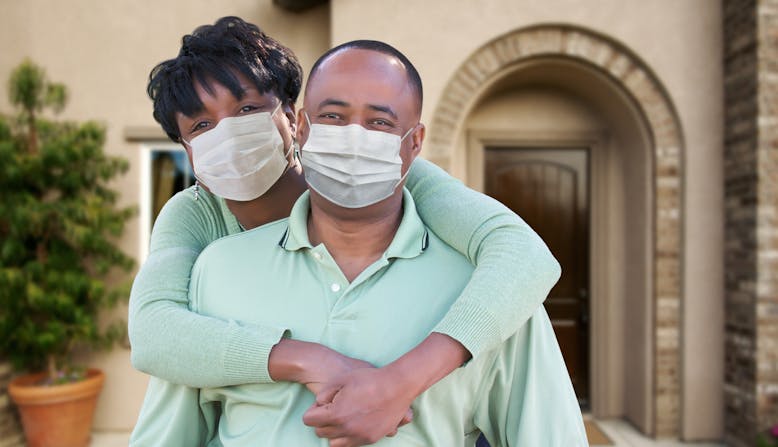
[302,367,415,447]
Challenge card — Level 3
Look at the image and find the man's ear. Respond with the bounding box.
[410,123,425,159]
[295,108,309,144]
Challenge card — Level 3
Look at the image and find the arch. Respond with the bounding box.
[427,24,683,437]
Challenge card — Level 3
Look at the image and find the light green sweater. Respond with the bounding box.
[128,158,560,387]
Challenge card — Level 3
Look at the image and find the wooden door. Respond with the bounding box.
[485,147,590,406]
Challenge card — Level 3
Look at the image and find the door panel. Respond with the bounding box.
[485,148,590,405]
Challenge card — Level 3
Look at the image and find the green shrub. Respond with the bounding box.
[0,60,134,383]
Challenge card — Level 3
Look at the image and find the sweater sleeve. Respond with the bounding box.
[128,188,287,387]
[405,158,561,359]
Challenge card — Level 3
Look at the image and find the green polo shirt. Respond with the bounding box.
[178,190,587,447]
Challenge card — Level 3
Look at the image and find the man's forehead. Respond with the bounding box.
[309,49,407,89]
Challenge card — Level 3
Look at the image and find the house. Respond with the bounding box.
[0,1,773,446]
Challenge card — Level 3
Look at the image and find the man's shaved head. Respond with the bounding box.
[307,40,423,112]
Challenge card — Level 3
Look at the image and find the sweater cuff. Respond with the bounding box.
[432,300,501,361]
[222,322,288,384]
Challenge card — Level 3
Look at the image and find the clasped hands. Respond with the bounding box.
[298,347,416,447]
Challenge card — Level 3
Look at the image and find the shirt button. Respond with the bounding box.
[313,252,322,260]
[330,283,341,292]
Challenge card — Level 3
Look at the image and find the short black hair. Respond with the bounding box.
[308,40,423,111]
[147,16,303,142]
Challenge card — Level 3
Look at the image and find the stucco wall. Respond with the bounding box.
[0,0,724,438]
[330,0,723,440]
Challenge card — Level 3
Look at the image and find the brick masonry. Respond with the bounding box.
[426,25,683,437]
[724,0,778,445]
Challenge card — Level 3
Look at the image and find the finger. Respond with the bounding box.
[315,425,349,439]
[303,403,331,427]
[399,408,414,426]
[315,384,341,406]
[329,438,351,447]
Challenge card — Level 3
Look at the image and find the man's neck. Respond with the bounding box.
[224,163,307,230]
[307,193,403,282]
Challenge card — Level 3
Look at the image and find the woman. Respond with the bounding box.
[129,16,560,445]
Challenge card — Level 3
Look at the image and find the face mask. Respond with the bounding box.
[300,114,415,209]
[183,103,291,201]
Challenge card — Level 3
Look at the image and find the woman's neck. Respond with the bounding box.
[225,163,307,230]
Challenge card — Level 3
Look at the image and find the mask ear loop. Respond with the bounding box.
[393,124,420,190]
[179,136,201,201]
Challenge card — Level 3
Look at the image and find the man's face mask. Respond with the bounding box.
[184,103,291,201]
[300,113,415,209]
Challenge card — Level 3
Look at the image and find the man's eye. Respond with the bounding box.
[240,105,258,113]
[192,121,209,132]
[369,119,394,129]
[317,113,342,123]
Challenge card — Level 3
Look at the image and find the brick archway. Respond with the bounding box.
[427,25,684,437]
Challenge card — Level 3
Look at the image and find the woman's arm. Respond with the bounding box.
[129,187,378,389]
[406,157,561,356]
[128,187,287,387]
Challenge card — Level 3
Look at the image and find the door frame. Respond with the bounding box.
[466,129,623,418]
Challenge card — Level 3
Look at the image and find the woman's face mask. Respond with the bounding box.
[300,112,415,208]
[183,103,292,202]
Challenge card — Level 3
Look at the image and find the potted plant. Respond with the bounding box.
[0,60,134,447]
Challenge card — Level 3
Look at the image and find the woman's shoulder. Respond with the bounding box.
[157,185,225,224]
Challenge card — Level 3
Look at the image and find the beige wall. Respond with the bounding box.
[331,0,723,440]
[0,0,724,438]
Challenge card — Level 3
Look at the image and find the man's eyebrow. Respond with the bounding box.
[368,104,398,120]
[318,98,350,109]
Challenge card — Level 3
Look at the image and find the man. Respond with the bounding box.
[184,41,587,446]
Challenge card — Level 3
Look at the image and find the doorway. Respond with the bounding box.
[485,147,591,407]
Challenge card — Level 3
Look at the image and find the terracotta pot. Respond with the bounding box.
[8,368,104,447]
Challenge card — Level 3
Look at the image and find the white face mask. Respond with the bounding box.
[183,103,291,201]
[300,113,415,208]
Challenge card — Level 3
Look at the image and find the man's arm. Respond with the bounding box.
[129,378,209,447]
[474,308,588,446]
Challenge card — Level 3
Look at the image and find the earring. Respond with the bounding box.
[193,180,200,201]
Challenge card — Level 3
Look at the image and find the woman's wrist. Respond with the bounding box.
[383,332,471,398]
[268,338,329,383]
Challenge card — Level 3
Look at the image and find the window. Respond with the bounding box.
[139,143,196,261]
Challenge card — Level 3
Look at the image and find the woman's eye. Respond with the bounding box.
[240,105,258,113]
[192,121,209,132]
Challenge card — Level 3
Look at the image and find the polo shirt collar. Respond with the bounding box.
[280,189,428,260]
